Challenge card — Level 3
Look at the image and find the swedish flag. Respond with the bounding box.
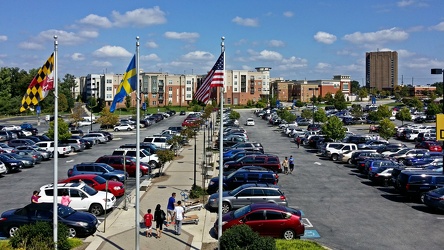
[110,55,137,112]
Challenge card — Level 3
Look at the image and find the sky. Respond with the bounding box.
[1,0,444,86]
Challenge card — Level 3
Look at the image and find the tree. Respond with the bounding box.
[96,106,119,129]
[58,93,69,112]
[156,149,175,176]
[301,109,313,119]
[47,118,71,141]
[395,107,411,125]
[324,92,334,105]
[71,103,85,127]
[426,102,442,116]
[351,104,364,118]
[376,105,392,120]
[378,118,396,140]
[408,97,424,110]
[313,109,327,123]
[229,110,240,120]
[125,95,131,109]
[321,116,346,141]
[358,88,368,101]
[351,80,361,95]
[334,90,347,110]
[399,86,410,97]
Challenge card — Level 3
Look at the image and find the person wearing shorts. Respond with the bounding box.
[289,155,294,174]
[166,193,176,226]
[144,209,154,237]
[154,204,166,238]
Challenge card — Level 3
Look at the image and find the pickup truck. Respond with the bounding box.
[35,141,72,156]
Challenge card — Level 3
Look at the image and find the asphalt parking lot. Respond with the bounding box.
[237,109,443,250]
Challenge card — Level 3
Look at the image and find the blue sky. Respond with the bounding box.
[1,0,444,86]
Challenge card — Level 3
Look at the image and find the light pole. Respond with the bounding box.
[89,88,97,132]
[430,68,444,175]
[308,87,318,125]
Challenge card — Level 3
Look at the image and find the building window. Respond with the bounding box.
[106,79,112,83]
[186,94,191,98]
[234,81,238,85]
[187,80,191,85]
[106,94,112,99]
[342,83,349,91]
[152,94,157,98]
[152,101,157,105]
[168,94,172,98]
[227,98,231,104]
[234,88,238,92]
[168,80,173,85]
[186,87,191,91]
[234,75,238,79]
[106,87,112,91]
[258,88,261,91]
[169,87,172,91]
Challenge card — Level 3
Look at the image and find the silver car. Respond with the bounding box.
[207,183,287,214]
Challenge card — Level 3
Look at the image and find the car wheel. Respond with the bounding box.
[89,203,104,216]
[8,226,19,237]
[283,229,296,240]
[127,128,131,131]
[5,167,9,174]
[347,158,352,165]
[138,171,144,178]
[222,202,231,214]
[114,128,119,132]
[110,177,118,182]
[68,227,77,238]
[420,193,426,204]
[331,154,338,161]
[149,161,157,169]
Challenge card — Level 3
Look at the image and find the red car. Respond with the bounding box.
[59,174,125,197]
[415,141,442,152]
[214,203,305,240]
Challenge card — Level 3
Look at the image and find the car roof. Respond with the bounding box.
[250,202,285,210]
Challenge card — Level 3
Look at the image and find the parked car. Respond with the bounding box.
[83,133,108,144]
[67,162,127,182]
[114,124,135,131]
[207,183,287,213]
[95,155,151,177]
[225,142,264,154]
[143,136,172,149]
[0,154,23,173]
[38,182,116,216]
[112,148,159,168]
[213,203,305,240]
[7,139,35,147]
[245,118,255,126]
[5,152,38,167]
[396,171,444,202]
[223,151,264,164]
[0,203,98,238]
[223,154,282,173]
[60,174,125,197]
[424,187,444,211]
[415,141,442,152]
[14,145,52,160]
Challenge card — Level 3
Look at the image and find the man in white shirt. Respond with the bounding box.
[173,200,185,235]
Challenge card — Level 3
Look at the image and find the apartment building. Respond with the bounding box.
[366,51,398,92]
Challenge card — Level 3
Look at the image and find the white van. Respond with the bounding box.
[326,143,358,161]
[143,136,172,149]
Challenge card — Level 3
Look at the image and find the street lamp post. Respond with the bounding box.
[430,68,444,175]
[89,88,97,132]
[309,87,318,125]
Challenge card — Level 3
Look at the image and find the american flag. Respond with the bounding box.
[194,52,224,103]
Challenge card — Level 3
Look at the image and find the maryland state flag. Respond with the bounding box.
[20,53,55,112]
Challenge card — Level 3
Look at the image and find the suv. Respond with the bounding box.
[327,143,358,161]
[8,139,35,147]
[207,167,278,194]
[143,136,172,149]
[112,148,159,168]
[207,183,287,214]
[226,142,264,153]
[38,182,116,216]
[67,162,127,182]
[119,143,160,155]
[224,154,282,173]
[95,155,151,177]
[396,171,444,201]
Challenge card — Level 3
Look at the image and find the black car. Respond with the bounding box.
[0,154,23,173]
[90,131,113,141]
[0,203,98,238]
[180,111,186,115]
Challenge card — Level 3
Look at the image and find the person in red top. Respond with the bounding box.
[31,190,40,203]
[144,209,154,237]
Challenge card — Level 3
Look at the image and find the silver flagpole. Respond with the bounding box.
[53,35,59,248]
[135,36,141,250]
[217,36,225,242]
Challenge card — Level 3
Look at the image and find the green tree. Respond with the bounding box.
[408,97,424,110]
[334,90,347,110]
[399,86,410,97]
[351,104,364,118]
[358,88,368,101]
[431,82,443,96]
[301,109,313,119]
[229,110,240,120]
[58,93,69,112]
[395,107,411,125]
[426,102,442,116]
[376,105,392,119]
[47,118,71,141]
[59,73,77,110]
[378,118,396,140]
[96,107,119,129]
[313,109,328,123]
[156,149,175,176]
[324,92,334,105]
[70,103,85,127]
[125,95,131,109]
[351,80,361,94]
[321,116,346,141]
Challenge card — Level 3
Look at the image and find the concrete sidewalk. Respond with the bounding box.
[84,128,218,250]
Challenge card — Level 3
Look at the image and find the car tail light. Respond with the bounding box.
[280,195,286,201]
[406,184,410,190]
[68,169,72,175]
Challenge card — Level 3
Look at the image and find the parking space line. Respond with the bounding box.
[301,229,321,239]
[301,218,313,228]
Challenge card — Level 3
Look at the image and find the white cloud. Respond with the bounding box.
[283,11,294,17]
[343,28,408,44]
[397,49,415,57]
[316,62,331,69]
[181,51,214,60]
[249,50,283,61]
[164,32,199,41]
[336,50,359,57]
[268,40,285,47]
[232,16,259,27]
[397,0,415,7]
[78,14,112,28]
[18,42,44,50]
[430,21,444,31]
[71,53,85,61]
[145,41,158,48]
[92,46,132,58]
[91,60,112,67]
[112,7,167,27]
[0,35,7,42]
[314,31,337,44]
[140,54,161,61]
[78,30,99,38]
[276,56,308,71]
[39,29,86,45]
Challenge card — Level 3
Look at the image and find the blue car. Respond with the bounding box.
[223,149,245,158]
[404,152,443,166]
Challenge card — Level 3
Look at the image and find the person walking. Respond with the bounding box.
[173,201,185,235]
[289,155,295,174]
[144,209,154,237]
[60,191,71,206]
[154,204,166,238]
[296,136,301,148]
[166,193,176,226]
[31,190,40,203]
[282,157,289,175]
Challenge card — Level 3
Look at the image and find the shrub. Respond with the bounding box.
[276,239,325,250]
[219,224,275,250]
[189,184,206,199]
[9,222,70,250]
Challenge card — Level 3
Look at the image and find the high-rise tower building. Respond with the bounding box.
[365,51,398,91]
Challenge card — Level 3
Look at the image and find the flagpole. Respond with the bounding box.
[53,35,59,248]
[217,36,225,242]
[135,36,141,250]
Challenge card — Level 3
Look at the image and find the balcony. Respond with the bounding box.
[158,87,164,94]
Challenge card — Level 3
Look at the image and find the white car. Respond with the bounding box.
[245,118,255,126]
[114,124,135,131]
[0,161,6,175]
[77,120,92,127]
[38,182,116,216]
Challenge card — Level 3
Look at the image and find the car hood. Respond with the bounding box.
[63,210,98,224]
[1,208,18,218]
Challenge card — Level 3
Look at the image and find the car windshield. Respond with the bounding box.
[81,184,98,195]
[141,149,151,156]
[58,204,76,218]
[397,148,409,154]
[104,165,115,172]
[229,185,248,195]
[432,188,444,195]
[233,205,252,219]
[93,175,107,184]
